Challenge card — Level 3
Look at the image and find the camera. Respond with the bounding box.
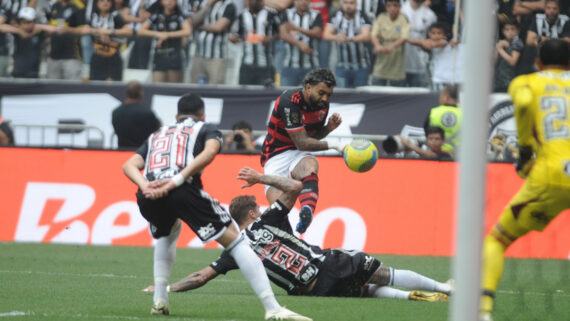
[382,136,404,154]
[234,132,244,143]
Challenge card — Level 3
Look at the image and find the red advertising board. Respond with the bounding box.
[1,148,568,259]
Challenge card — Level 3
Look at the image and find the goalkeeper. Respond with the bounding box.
[144,167,453,302]
[480,39,570,321]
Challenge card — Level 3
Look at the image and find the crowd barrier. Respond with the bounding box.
[1,147,568,259]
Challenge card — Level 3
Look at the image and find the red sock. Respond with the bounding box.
[299,174,319,212]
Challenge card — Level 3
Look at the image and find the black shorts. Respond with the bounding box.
[309,249,381,297]
[90,54,123,81]
[238,64,275,85]
[152,48,183,71]
[137,183,232,242]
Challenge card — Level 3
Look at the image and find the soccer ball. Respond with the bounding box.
[343,139,378,173]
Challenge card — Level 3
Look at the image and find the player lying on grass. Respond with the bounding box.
[144,167,454,301]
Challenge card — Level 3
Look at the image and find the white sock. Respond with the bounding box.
[153,222,181,304]
[227,236,281,312]
[392,269,447,292]
[367,285,410,300]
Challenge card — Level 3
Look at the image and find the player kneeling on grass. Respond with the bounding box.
[144,167,454,301]
[123,93,311,321]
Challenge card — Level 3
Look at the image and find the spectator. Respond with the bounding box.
[0,7,54,78]
[512,0,547,75]
[494,18,523,92]
[263,0,293,80]
[0,1,11,77]
[323,0,372,88]
[423,84,461,154]
[496,0,516,24]
[112,80,161,149]
[138,0,191,83]
[426,0,455,26]
[80,0,133,81]
[370,0,409,87]
[408,21,462,90]
[222,120,260,152]
[0,116,15,145]
[46,0,85,80]
[189,0,236,85]
[228,0,280,86]
[279,0,323,86]
[123,0,153,70]
[357,0,385,22]
[526,0,567,47]
[310,0,332,69]
[518,0,568,75]
[397,126,453,160]
[401,0,436,88]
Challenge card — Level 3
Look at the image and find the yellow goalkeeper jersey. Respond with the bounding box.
[508,69,570,186]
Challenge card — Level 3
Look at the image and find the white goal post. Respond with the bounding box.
[449,1,495,321]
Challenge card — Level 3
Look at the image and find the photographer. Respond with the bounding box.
[223,120,260,153]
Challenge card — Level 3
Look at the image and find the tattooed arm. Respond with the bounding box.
[238,167,302,209]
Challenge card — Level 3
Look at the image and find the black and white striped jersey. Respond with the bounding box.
[194,0,236,59]
[146,8,187,50]
[211,200,327,295]
[136,118,223,189]
[281,7,323,69]
[234,6,281,67]
[328,10,371,69]
[357,0,384,22]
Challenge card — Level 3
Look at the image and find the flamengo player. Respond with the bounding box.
[261,68,346,234]
[122,93,311,321]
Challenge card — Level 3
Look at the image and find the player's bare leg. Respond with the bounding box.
[291,156,319,233]
[217,224,312,321]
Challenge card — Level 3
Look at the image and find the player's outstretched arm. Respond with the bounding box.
[238,167,302,209]
[142,266,219,293]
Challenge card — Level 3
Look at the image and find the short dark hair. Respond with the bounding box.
[539,39,569,66]
[426,126,445,139]
[232,120,252,131]
[177,93,205,117]
[442,84,458,101]
[501,17,518,29]
[385,0,400,4]
[229,195,257,225]
[125,80,142,100]
[428,21,448,34]
[303,68,336,87]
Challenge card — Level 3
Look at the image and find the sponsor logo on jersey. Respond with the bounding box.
[197,223,216,240]
[363,255,375,271]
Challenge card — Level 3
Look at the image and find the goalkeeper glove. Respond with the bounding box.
[515,145,534,179]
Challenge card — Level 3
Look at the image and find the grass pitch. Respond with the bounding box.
[0,243,568,321]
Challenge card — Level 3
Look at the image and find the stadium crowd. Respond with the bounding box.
[1,0,568,89]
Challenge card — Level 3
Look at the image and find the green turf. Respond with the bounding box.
[0,243,568,321]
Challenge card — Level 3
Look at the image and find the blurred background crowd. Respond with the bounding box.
[1,0,568,90]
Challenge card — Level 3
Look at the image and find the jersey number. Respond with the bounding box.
[271,244,307,276]
[541,97,569,141]
[149,132,191,170]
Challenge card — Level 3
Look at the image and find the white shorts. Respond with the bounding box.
[263,149,312,193]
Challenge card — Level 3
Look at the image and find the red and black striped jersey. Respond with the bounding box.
[260,88,329,165]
